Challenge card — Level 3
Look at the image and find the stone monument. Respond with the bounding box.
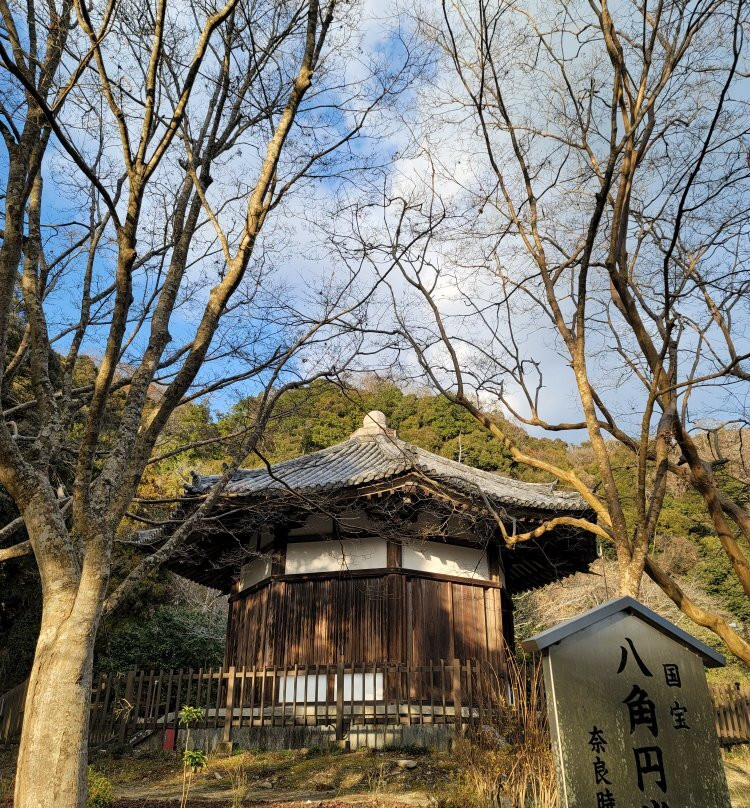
[522,596,731,808]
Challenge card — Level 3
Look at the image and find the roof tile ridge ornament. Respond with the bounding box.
[350,410,397,440]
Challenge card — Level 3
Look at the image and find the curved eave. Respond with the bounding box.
[185,470,594,521]
[164,471,597,594]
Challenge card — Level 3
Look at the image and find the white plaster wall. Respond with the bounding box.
[276,672,384,703]
[401,540,489,580]
[340,672,383,701]
[278,673,327,703]
[284,537,388,574]
[239,556,272,590]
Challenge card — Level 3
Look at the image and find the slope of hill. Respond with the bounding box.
[1,379,748,687]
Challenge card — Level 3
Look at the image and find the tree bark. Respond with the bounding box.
[14,588,101,808]
[645,557,750,665]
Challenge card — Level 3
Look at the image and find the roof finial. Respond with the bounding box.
[351,410,396,439]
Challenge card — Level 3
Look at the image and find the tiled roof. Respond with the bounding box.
[188,413,589,513]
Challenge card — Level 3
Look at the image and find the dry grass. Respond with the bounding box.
[501,658,557,808]
[226,762,249,808]
[430,736,512,808]
[90,745,452,805]
[514,556,750,684]
[429,656,556,808]
[725,745,750,808]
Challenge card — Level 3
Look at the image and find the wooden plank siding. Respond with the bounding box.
[226,572,506,673]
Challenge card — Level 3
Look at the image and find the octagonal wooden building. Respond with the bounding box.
[172,412,596,681]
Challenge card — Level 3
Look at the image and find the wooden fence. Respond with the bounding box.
[2,660,506,748]
[0,679,27,747]
[2,667,749,748]
[711,682,750,745]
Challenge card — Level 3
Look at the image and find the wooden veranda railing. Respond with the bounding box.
[2,668,749,747]
[1,660,507,747]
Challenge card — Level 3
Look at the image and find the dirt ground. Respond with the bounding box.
[2,743,749,806]
[1,746,442,807]
[724,746,750,808]
[112,802,415,808]
[100,746,439,807]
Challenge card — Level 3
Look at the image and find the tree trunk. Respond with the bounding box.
[618,563,642,598]
[14,589,100,808]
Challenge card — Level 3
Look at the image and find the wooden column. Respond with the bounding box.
[387,537,402,569]
[270,527,287,575]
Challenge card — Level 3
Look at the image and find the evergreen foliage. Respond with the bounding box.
[94,605,225,674]
[220,378,569,482]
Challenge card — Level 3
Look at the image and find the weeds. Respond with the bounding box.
[178,706,207,808]
[435,735,512,808]
[86,767,114,808]
[430,654,557,808]
[500,656,557,808]
[227,763,249,808]
[365,756,390,805]
[0,774,12,803]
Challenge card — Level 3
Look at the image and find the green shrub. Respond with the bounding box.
[86,767,114,808]
[179,705,206,726]
[95,605,225,674]
[183,748,208,773]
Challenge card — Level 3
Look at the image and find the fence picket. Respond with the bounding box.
[3,664,749,748]
[301,664,308,727]
[237,667,246,730]
[451,659,462,732]
[173,668,184,732]
[90,672,104,743]
[98,672,114,742]
[248,666,257,728]
[259,667,267,728]
[270,665,278,728]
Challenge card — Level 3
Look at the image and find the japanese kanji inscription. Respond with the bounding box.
[522,597,731,808]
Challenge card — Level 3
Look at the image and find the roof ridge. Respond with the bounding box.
[187,430,589,511]
[409,443,564,493]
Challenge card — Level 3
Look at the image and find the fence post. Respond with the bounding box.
[335,657,344,741]
[118,669,136,743]
[742,683,750,738]
[452,658,463,735]
[219,666,235,752]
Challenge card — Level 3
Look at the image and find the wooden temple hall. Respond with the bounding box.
[169,411,596,747]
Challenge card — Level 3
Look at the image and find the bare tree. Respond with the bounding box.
[334,0,750,663]
[0,0,418,804]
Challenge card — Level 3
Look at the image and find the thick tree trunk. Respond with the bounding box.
[618,563,642,598]
[14,589,100,808]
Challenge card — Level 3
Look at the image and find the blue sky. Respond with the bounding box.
[6,0,750,446]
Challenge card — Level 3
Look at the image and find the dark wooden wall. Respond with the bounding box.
[225,572,506,670]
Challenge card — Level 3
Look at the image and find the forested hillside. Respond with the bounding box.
[2,379,748,688]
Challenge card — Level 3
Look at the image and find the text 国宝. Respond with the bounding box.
[587,637,693,808]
